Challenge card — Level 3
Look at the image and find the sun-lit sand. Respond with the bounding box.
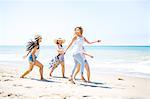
[0,63,150,99]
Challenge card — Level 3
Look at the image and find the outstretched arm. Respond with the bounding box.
[83,52,94,58]
[65,36,77,53]
[23,50,31,59]
[84,37,101,44]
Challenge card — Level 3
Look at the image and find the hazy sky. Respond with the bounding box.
[0,0,150,46]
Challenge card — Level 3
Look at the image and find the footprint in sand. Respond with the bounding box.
[2,74,15,78]
[10,75,15,78]
[39,94,67,99]
[2,75,6,77]
[2,93,19,97]
[39,95,52,98]
[4,79,13,82]
[13,84,23,87]
[0,91,4,94]
[82,95,90,98]
[25,86,32,89]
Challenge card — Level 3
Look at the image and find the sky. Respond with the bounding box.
[0,0,150,46]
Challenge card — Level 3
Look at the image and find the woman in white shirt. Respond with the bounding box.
[65,26,100,84]
[49,38,66,78]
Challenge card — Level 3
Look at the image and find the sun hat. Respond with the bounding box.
[54,38,65,44]
[34,34,42,40]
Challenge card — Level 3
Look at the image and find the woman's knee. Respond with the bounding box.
[35,61,43,69]
[85,64,89,69]
[27,68,33,72]
[40,64,43,69]
[60,62,64,67]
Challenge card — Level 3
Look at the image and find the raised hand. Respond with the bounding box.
[97,40,101,42]
[90,55,94,58]
[23,55,27,59]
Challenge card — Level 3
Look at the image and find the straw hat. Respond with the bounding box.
[54,38,65,44]
[34,34,42,40]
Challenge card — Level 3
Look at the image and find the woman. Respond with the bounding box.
[65,26,100,83]
[49,38,66,78]
[20,34,44,80]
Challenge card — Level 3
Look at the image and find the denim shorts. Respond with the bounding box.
[29,55,37,62]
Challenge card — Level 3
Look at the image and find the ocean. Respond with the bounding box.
[0,46,150,78]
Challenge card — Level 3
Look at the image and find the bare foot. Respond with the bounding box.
[118,78,124,80]
[20,76,24,78]
[69,79,75,84]
[87,80,91,83]
[40,77,44,80]
[73,77,76,80]
[49,73,52,77]
[81,76,87,82]
[41,78,48,81]
[68,78,72,81]
[71,80,75,84]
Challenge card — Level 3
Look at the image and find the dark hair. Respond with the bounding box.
[26,39,39,51]
[74,26,83,34]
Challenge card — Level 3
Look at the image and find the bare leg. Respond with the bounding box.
[49,66,54,77]
[72,53,86,83]
[81,75,87,82]
[20,62,34,78]
[74,64,80,80]
[69,58,78,84]
[85,63,90,82]
[60,62,65,78]
[34,60,44,80]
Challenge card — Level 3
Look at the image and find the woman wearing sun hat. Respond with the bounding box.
[20,34,44,80]
[49,38,66,78]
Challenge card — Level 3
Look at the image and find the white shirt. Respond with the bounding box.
[56,44,64,54]
[72,36,84,55]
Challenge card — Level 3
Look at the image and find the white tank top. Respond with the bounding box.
[72,36,84,55]
[57,45,64,51]
[56,45,64,54]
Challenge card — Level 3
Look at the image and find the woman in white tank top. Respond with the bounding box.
[65,26,100,84]
[72,36,84,55]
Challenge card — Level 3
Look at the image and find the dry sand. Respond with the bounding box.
[0,64,150,99]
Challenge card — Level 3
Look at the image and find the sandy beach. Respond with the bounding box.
[0,0,150,98]
[0,63,150,99]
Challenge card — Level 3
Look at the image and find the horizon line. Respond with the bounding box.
[0,45,150,47]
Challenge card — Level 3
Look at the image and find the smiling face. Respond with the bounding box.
[38,37,42,43]
[57,40,63,45]
[75,27,83,36]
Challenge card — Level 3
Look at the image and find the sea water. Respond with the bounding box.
[0,46,150,78]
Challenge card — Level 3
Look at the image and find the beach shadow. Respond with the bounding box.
[80,83,112,89]
[80,81,125,90]
[74,78,111,89]
[78,80,112,89]
[52,76,69,79]
[88,81,104,85]
[75,78,104,85]
[30,78,60,83]
[22,77,60,83]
